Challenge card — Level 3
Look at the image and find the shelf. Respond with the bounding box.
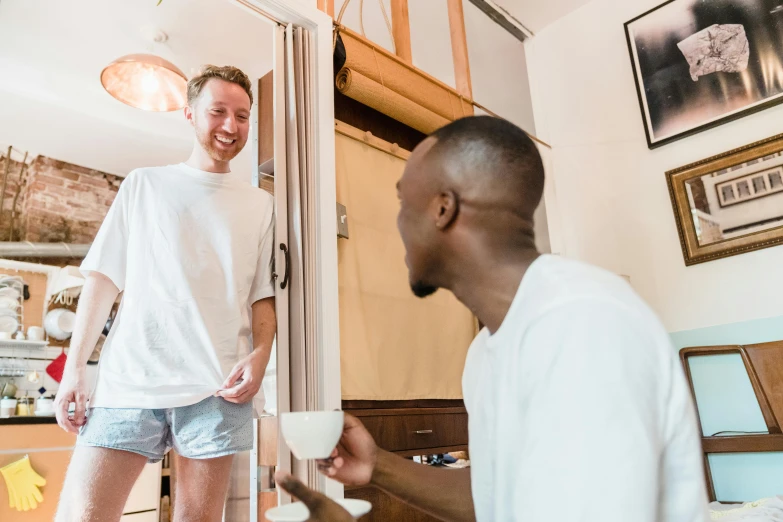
[0,339,48,350]
[161,468,170,477]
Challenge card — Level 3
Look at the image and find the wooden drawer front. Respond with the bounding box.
[346,486,440,521]
[361,414,467,452]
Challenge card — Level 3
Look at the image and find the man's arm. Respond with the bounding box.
[218,297,276,403]
[249,296,276,375]
[372,450,475,521]
[54,272,120,432]
[319,414,476,522]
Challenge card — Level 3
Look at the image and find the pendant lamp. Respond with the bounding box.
[101,53,187,112]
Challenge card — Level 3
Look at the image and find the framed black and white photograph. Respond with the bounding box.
[625,0,783,149]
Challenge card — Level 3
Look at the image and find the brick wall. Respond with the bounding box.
[689,177,711,215]
[0,156,31,242]
[0,155,121,243]
[24,157,122,243]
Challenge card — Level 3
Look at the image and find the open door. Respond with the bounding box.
[248,24,294,522]
[231,0,341,517]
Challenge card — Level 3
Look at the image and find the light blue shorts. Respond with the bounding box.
[76,396,253,463]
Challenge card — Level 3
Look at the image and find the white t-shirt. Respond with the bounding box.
[462,255,708,522]
[81,163,275,409]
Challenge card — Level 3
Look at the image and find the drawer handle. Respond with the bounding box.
[414,430,433,434]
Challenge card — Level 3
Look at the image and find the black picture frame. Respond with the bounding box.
[625,0,783,149]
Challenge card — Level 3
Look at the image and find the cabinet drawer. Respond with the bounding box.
[360,413,467,452]
[123,462,161,514]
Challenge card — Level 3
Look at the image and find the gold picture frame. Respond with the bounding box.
[667,133,783,266]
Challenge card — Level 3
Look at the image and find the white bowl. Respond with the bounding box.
[45,308,76,341]
[280,411,344,460]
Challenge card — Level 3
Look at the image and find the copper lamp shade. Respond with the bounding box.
[101,54,187,112]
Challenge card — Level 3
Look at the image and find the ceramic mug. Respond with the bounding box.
[35,397,54,415]
[1,380,17,398]
[27,326,45,341]
[0,397,17,418]
[0,331,11,340]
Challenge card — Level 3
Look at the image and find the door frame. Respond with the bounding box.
[229,0,342,500]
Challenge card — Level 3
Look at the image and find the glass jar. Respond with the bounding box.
[15,397,33,416]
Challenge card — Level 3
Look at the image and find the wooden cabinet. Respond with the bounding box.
[359,411,468,454]
[0,422,75,522]
[343,400,468,522]
[347,486,442,522]
[0,423,161,521]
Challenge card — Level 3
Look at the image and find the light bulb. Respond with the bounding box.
[141,70,160,93]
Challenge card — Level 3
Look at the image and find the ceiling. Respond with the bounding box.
[491,0,594,33]
[0,0,274,176]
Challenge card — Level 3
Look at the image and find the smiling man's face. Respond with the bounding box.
[186,78,251,162]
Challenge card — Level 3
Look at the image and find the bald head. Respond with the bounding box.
[426,115,544,220]
[396,116,545,298]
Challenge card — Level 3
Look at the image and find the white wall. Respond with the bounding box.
[464,2,535,133]
[525,0,783,332]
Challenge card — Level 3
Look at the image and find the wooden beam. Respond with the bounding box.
[317,0,334,18]
[447,0,472,99]
[702,434,783,453]
[391,0,412,63]
[466,0,530,42]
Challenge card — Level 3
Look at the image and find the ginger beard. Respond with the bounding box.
[194,116,246,162]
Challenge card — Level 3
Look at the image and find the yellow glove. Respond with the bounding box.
[2,464,15,509]
[1,455,46,511]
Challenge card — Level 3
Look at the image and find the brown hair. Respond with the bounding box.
[187,65,253,107]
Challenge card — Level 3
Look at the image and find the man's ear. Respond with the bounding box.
[184,104,194,126]
[434,190,459,230]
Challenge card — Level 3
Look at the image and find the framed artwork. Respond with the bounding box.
[625,0,783,149]
[667,133,783,265]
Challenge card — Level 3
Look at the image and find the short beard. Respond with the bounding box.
[410,281,437,298]
[197,130,240,162]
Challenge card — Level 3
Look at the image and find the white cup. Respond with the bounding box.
[0,331,11,340]
[280,411,344,460]
[35,397,54,414]
[27,326,45,341]
[0,398,17,418]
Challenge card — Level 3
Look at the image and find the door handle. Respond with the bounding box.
[279,243,290,290]
[415,430,433,434]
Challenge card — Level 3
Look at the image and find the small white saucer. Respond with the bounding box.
[265,498,371,521]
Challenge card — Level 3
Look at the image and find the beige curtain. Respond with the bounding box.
[336,132,475,400]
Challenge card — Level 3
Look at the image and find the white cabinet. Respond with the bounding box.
[123,461,161,515]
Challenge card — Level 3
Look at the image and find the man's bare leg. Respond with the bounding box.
[173,454,235,522]
[55,446,148,522]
